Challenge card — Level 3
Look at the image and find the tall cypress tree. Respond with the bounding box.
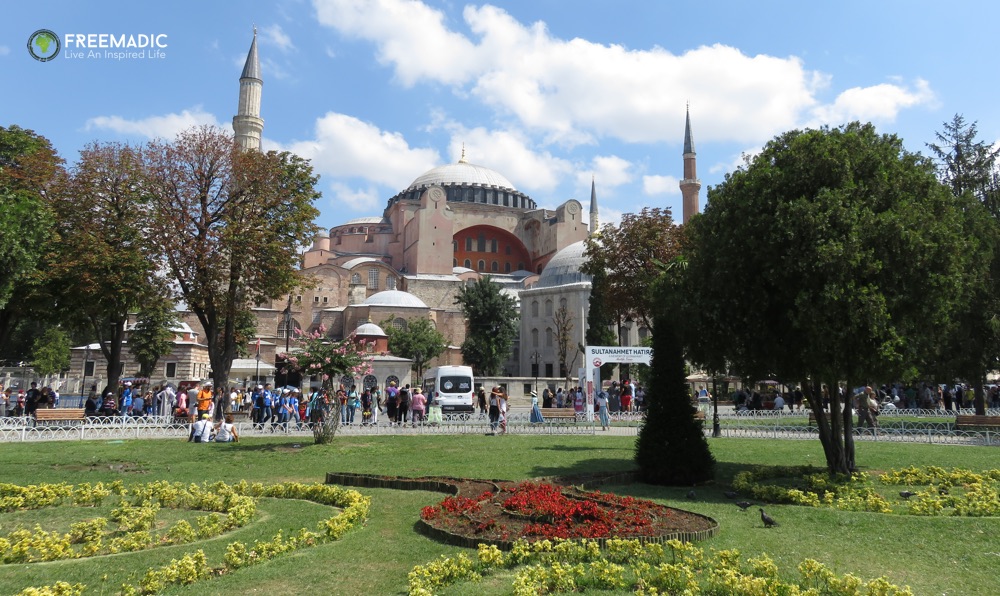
[635,275,715,485]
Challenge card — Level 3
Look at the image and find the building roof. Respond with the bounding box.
[343,216,385,226]
[363,290,428,308]
[342,256,384,269]
[241,30,261,81]
[354,321,388,337]
[534,240,592,289]
[683,104,695,154]
[407,160,517,192]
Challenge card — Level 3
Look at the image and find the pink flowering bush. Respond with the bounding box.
[277,325,372,443]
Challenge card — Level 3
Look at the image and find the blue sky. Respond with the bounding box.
[3,1,997,231]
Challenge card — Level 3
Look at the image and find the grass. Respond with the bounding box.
[0,435,997,595]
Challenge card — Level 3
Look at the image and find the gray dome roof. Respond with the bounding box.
[363,290,428,308]
[534,241,592,289]
[354,321,387,337]
[407,161,516,192]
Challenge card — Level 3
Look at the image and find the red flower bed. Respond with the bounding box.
[420,480,711,543]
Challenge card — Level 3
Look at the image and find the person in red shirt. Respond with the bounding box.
[196,382,214,419]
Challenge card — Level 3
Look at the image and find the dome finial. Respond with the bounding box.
[458,143,467,164]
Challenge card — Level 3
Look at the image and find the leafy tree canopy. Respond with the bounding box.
[31,326,71,377]
[380,316,447,378]
[680,122,981,473]
[454,276,518,376]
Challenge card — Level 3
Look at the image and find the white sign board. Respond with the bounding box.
[582,346,653,421]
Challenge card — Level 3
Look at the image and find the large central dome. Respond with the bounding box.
[386,157,536,212]
[407,161,517,192]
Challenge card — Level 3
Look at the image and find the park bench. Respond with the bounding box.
[544,407,579,422]
[954,415,1000,430]
[33,408,86,427]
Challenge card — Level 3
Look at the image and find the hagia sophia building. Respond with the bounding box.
[69,31,700,394]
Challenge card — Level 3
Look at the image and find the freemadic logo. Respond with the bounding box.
[28,29,168,61]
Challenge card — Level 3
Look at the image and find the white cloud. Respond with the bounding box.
[261,24,295,52]
[327,181,382,211]
[84,107,222,140]
[578,155,633,190]
[312,0,935,148]
[445,125,573,193]
[0,45,10,56]
[810,79,935,125]
[598,205,624,229]
[642,175,680,196]
[282,111,440,189]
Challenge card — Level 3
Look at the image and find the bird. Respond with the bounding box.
[686,490,697,500]
[724,491,739,499]
[899,491,915,500]
[760,508,779,528]
[736,501,753,511]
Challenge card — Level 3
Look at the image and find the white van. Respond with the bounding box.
[422,365,475,413]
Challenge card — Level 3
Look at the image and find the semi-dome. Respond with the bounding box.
[354,320,388,337]
[363,290,428,308]
[534,241,592,289]
[407,161,517,192]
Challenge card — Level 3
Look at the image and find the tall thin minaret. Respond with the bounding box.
[233,28,263,151]
[589,176,599,234]
[679,104,701,224]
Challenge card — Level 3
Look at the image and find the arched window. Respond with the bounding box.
[531,300,539,317]
[385,375,400,389]
[453,240,458,252]
[531,328,539,347]
[351,272,361,284]
[491,261,498,272]
[545,299,553,316]
[559,298,567,310]
[277,318,301,339]
[478,259,486,271]
[545,327,553,347]
[491,239,498,253]
[368,268,379,289]
[504,262,511,273]
[453,258,458,267]
[363,374,378,389]
[465,237,473,251]
[340,374,355,390]
[517,262,524,271]
[477,233,486,252]
[505,244,511,255]
[464,259,472,268]
[386,276,397,290]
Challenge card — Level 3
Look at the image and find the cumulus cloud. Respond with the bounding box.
[579,155,633,190]
[642,175,680,196]
[326,181,382,211]
[810,79,935,125]
[281,111,440,189]
[84,107,222,140]
[261,24,295,52]
[443,125,573,194]
[312,0,935,148]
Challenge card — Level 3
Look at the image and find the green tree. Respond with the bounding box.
[635,267,715,485]
[31,326,71,377]
[681,122,977,474]
[583,265,617,382]
[0,126,62,351]
[454,276,518,375]
[380,316,447,379]
[129,297,178,380]
[45,142,164,395]
[926,115,1000,413]
[144,126,320,390]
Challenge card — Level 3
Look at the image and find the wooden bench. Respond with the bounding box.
[34,408,86,426]
[544,407,578,422]
[955,415,1000,430]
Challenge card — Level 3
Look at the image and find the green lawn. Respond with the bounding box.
[0,435,997,595]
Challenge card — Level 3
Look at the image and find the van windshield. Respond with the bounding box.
[439,376,472,393]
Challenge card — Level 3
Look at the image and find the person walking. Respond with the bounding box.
[596,388,610,430]
[410,387,427,425]
[488,387,501,434]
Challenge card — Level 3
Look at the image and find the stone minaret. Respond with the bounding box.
[233,28,263,151]
[679,104,701,224]
[589,175,599,234]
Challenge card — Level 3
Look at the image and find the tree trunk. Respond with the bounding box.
[841,380,856,472]
[973,368,986,415]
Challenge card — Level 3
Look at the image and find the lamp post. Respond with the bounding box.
[80,346,91,408]
[712,380,721,438]
[414,351,423,383]
[530,351,541,397]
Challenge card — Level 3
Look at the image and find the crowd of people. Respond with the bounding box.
[0,382,60,417]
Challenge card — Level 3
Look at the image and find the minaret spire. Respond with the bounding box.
[679,103,701,224]
[233,28,263,151]
[589,175,599,235]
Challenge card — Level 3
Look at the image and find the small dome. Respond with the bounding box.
[364,290,428,308]
[342,256,383,270]
[534,241,592,289]
[354,321,387,337]
[408,161,517,192]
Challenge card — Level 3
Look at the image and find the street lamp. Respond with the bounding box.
[414,351,423,383]
[530,351,541,397]
[712,375,721,438]
[81,345,92,407]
